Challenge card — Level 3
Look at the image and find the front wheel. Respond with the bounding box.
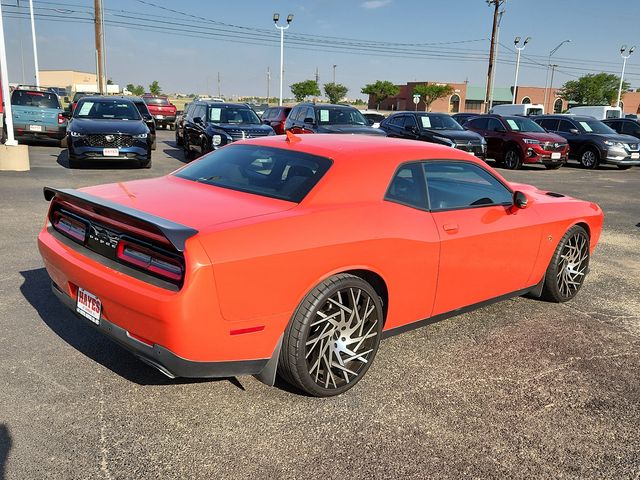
[503,147,523,170]
[579,147,599,169]
[278,274,383,397]
[175,129,183,146]
[540,225,590,302]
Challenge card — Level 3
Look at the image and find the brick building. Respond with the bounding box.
[368,81,640,116]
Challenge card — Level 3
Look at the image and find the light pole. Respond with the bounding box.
[617,45,635,108]
[273,13,293,106]
[543,39,570,112]
[28,0,39,86]
[332,64,337,84]
[512,36,530,104]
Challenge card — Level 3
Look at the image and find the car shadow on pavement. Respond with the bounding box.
[19,267,246,390]
[161,140,188,163]
[0,424,11,480]
[56,150,144,170]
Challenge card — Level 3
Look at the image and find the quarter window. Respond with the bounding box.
[538,119,559,131]
[404,115,418,128]
[385,163,428,210]
[424,162,512,210]
[389,115,405,127]
[487,118,505,132]
[558,120,576,133]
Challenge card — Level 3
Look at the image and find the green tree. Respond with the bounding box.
[149,80,162,95]
[290,80,321,102]
[361,80,399,110]
[559,73,629,106]
[412,83,454,112]
[107,78,113,85]
[324,82,349,104]
[126,83,136,93]
[127,84,145,96]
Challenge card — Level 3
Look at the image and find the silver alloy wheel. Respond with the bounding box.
[305,287,379,389]
[556,232,589,298]
[581,150,596,167]
[504,149,518,169]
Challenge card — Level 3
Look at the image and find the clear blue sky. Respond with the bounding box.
[4,0,640,98]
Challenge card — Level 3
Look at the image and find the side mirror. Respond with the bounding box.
[193,116,202,124]
[303,117,315,124]
[513,191,528,209]
[569,128,579,134]
[367,118,374,126]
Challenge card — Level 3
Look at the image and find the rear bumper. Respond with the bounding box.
[14,124,66,140]
[152,115,176,124]
[51,283,268,378]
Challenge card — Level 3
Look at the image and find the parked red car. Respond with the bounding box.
[141,95,177,130]
[261,106,292,135]
[38,135,602,396]
[464,114,569,169]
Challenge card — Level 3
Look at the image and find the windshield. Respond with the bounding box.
[74,100,142,120]
[504,116,545,133]
[316,107,368,126]
[175,144,332,203]
[11,91,59,109]
[72,92,91,102]
[143,97,170,106]
[208,107,261,124]
[576,120,616,134]
[419,114,463,131]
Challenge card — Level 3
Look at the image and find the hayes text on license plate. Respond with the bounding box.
[103,148,119,156]
[76,288,101,325]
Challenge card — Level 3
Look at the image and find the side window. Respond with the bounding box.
[424,161,513,210]
[468,117,489,130]
[558,120,575,133]
[622,121,637,135]
[305,107,316,122]
[487,118,505,132]
[291,107,303,121]
[262,109,272,121]
[390,115,405,127]
[538,119,559,131]
[404,115,418,128]
[385,163,428,210]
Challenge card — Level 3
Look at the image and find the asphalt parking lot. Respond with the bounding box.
[0,130,638,479]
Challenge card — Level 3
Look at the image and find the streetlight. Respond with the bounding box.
[543,39,571,112]
[273,12,293,106]
[617,44,635,108]
[512,36,530,104]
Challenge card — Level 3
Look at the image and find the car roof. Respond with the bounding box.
[535,115,597,121]
[77,96,135,103]
[195,101,253,108]
[297,102,359,109]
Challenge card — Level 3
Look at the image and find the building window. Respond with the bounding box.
[521,96,531,104]
[554,98,563,113]
[449,94,460,113]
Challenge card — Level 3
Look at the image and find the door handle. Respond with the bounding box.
[443,223,459,233]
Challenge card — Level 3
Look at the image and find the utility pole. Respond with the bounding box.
[94,0,105,94]
[484,0,504,113]
[217,71,221,98]
[315,66,319,85]
[548,64,558,112]
[332,64,337,84]
[266,67,271,103]
[487,9,504,111]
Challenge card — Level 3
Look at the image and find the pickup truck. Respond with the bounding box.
[2,86,66,143]
[141,95,177,130]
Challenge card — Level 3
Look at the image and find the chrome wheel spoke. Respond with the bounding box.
[556,232,589,298]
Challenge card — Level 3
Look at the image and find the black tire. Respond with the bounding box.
[151,138,156,151]
[540,225,590,303]
[175,129,183,146]
[579,147,599,169]
[169,123,175,131]
[617,165,632,170]
[0,125,6,144]
[544,163,562,170]
[68,156,80,168]
[503,147,523,170]
[139,159,152,169]
[278,274,383,397]
[183,138,194,161]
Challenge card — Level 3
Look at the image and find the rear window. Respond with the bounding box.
[175,144,332,203]
[143,97,170,106]
[11,90,59,109]
[316,107,368,126]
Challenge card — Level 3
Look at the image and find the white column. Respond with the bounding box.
[29,0,39,86]
[0,1,18,145]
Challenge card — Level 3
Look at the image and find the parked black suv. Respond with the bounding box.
[114,96,156,150]
[174,102,193,146]
[182,102,275,160]
[534,115,640,169]
[602,118,640,140]
[380,111,486,159]
[284,103,386,136]
[452,112,480,126]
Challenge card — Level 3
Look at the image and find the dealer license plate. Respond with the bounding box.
[29,124,43,132]
[103,148,119,156]
[76,288,101,325]
[156,115,164,119]
[551,152,561,160]
[631,152,639,159]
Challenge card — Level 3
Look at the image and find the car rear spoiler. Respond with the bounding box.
[43,187,198,252]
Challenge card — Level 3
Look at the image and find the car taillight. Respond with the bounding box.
[58,113,66,124]
[52,210,87,243]
[116,240,183,282]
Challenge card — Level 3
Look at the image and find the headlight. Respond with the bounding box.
[70,131,84,137]
[523,138,541,144]
[433,135,455,146]
[133,133,148,139]
[603,140,623,148]
[212,134,222,146]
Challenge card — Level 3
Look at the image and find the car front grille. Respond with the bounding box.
[226,129,271,142]
[85,134,135,148]
[455,142,484,155]
[541,142,567,151]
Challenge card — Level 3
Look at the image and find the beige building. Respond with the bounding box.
[39,70,97,91]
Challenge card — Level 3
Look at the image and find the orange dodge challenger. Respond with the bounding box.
[38,134,603,396]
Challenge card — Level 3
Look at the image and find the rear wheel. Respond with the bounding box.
[503,147,523,170]
[278,274,383,397]
[579,147,599,169]
[175,128,183,146]
[183,137,194,161]
[541,225,590,302]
